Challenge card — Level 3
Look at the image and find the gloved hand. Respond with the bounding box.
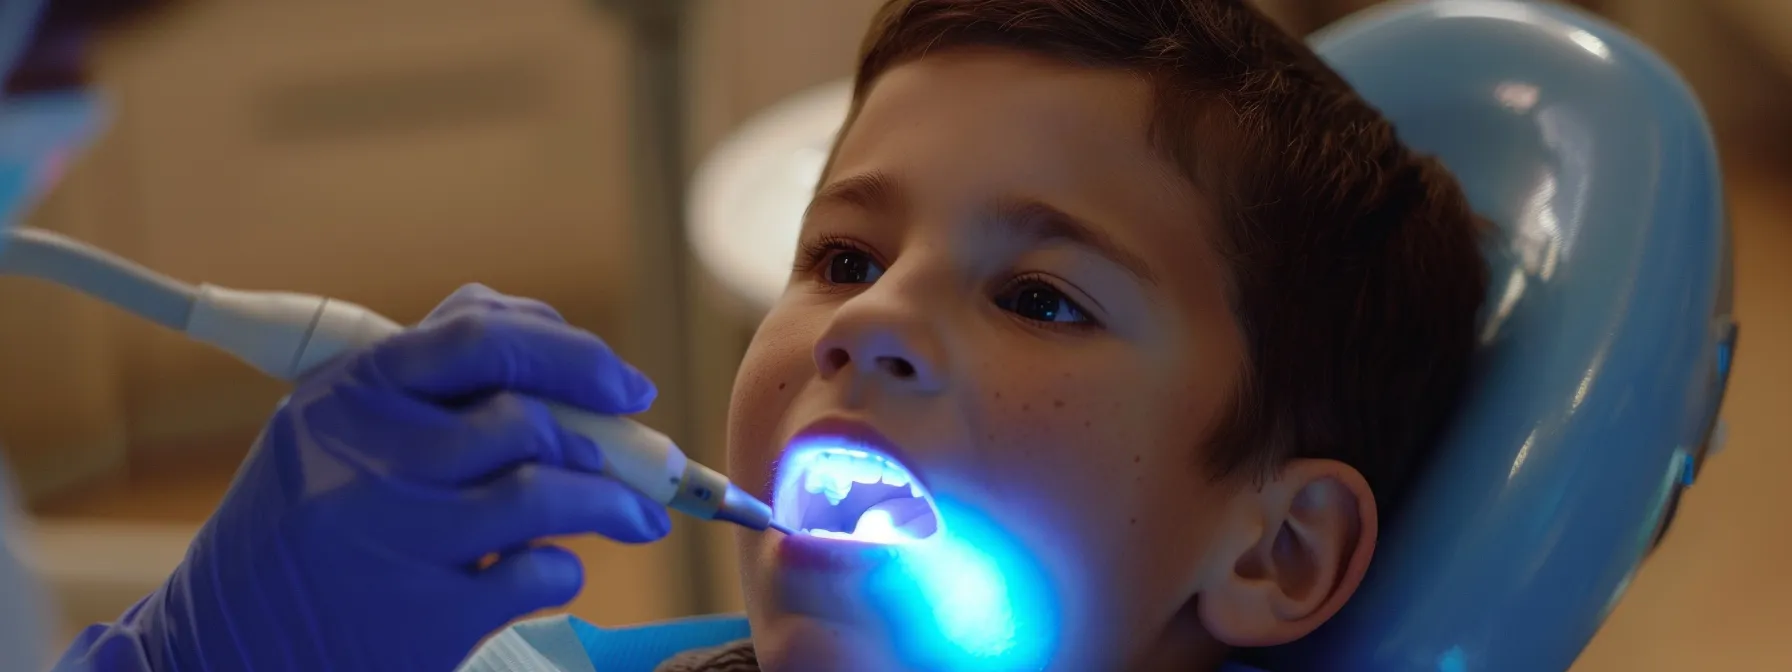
[56,284,673,672]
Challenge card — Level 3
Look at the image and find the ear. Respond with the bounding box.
[1195,459,1378,647]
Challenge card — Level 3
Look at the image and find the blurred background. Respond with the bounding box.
[1,0,1785,669]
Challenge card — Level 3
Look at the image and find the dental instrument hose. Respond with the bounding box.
[0,227,789,534]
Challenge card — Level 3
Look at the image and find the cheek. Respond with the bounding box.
[966,359,1171,573]
[968,355,1227,618]
[726,312,816,489]
[974,362,1166,495]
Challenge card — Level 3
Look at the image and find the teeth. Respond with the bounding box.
[783,446,942,543]
[849,457,882,484]
[880,462,910,487]
[817,450,884,485]
[791,447,925,513]
[822,471,850,504]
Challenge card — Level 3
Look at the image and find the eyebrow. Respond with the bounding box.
[809,171,1159,286]
[810,171,903,215]
[985,196,1160,286]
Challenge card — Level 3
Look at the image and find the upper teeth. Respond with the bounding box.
[880,462,910,487]
[800,449,920,501]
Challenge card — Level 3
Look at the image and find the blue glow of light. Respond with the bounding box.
[905,533,1017,652]
[869,497,1058,671]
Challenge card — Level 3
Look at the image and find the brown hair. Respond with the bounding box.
[838,0,1489,511]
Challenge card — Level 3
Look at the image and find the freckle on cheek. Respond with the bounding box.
[1133,455,1141,463]
[1022,403,1031,412]
[777,382,787,390]
[1053,399,1064,409]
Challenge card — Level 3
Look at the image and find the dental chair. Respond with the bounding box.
[1263,1,1732,670]
[550,1,1735,671]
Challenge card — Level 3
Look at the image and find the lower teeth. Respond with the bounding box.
[805,498,937,543]
[781,449,939,542]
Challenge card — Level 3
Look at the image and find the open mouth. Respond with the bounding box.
[773,443,943,544]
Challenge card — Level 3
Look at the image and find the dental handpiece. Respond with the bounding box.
[186,285,794,535]
[0,229,791,535]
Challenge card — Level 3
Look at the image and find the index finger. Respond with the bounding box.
[359,309,656,415]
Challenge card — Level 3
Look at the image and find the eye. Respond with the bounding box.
[817,247,885,286]
[994,277,1094,326]
[824,248,885,284]
[795,237,887,286]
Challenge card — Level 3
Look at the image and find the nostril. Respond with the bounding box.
[824,348,851,373]
[877,356,916,379]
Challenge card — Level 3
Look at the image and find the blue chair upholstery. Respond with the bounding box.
[1262,2,1734,670]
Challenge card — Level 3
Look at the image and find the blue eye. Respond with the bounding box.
[995,279,1092,325]
[824,249,885,284]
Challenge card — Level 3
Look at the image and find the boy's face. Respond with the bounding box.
[727,50,1250,670]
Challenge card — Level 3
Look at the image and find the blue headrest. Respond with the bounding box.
[1264,2,1734,670]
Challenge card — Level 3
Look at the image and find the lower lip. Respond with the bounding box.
[776,531,903,572]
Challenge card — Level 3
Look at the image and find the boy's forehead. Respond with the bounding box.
[854,49,1159,157]
[825,49,1212,267]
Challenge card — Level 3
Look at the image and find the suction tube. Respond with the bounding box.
[0,228,194,329]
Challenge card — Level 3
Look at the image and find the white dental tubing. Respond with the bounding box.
[0,228,787,534]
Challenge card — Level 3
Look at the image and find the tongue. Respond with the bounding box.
[860,497,938,538]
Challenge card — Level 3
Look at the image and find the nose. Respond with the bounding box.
[813,292,946,394]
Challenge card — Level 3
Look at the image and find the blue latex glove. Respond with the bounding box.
[55,284,674,672]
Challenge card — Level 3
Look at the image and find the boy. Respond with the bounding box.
[473,0,1486,670]
[11,0,1491,666]
[36,0,1484,669]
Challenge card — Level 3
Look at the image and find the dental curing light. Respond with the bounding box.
[0,227,792,536]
